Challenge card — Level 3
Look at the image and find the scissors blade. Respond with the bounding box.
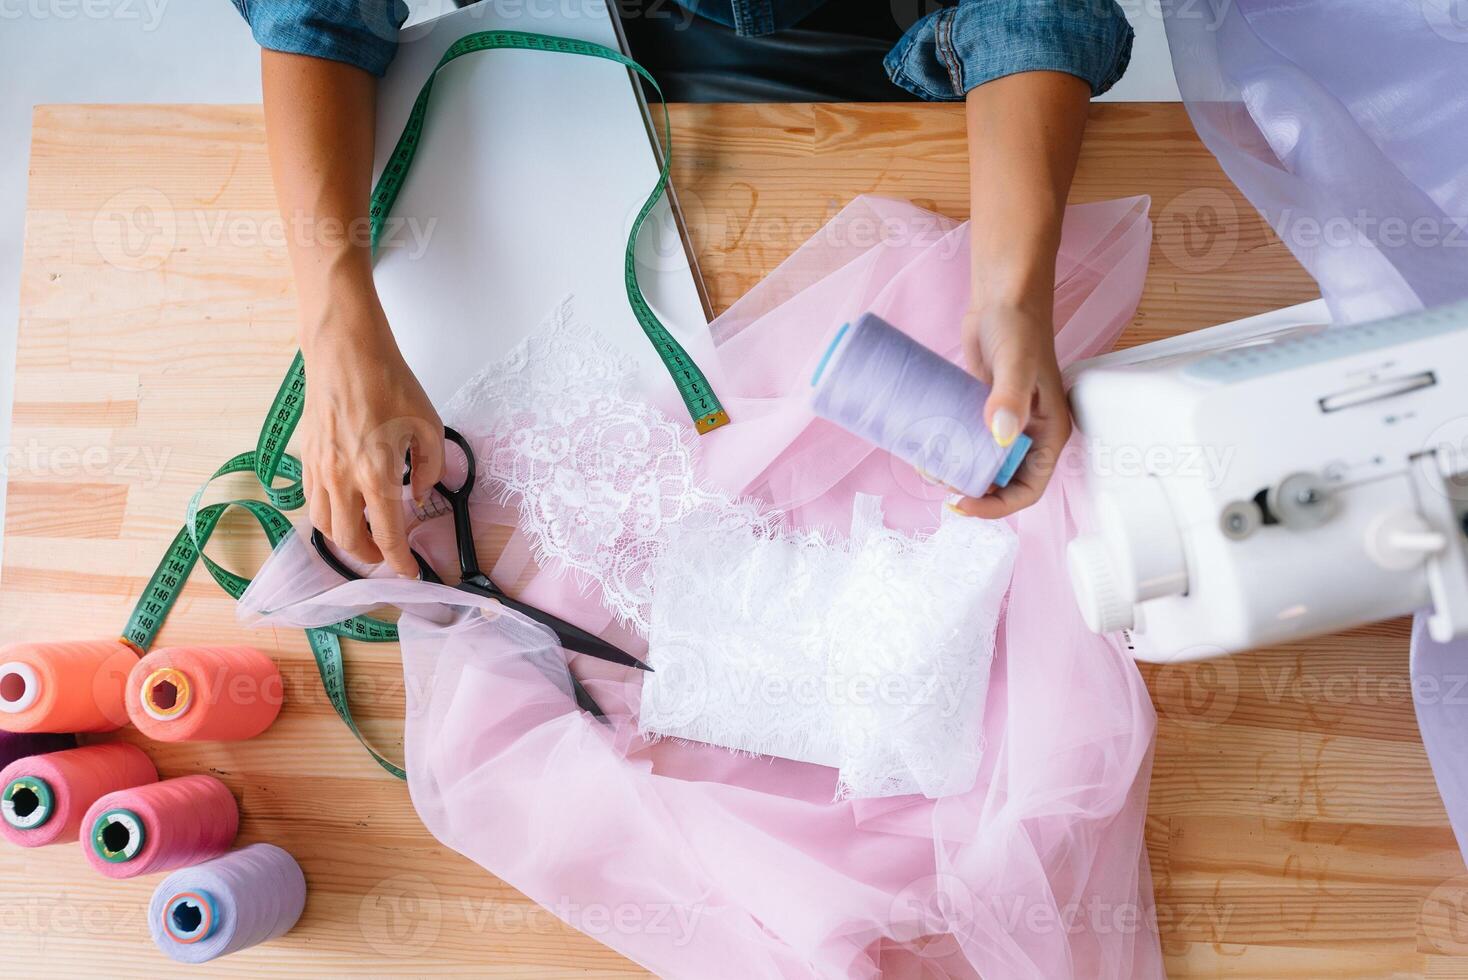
[571,674,606,719]
[512,598,652,671]
[457,578,652,671]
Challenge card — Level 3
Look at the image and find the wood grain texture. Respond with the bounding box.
[1,101,1454,977]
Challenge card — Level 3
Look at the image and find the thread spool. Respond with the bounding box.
[0,640,138,733]
[810,312,1033,497]
[0,730,75,772]
[0,742,157,847]
[126,646,283,742]
[148,843,307,963]
[81,774,238,878]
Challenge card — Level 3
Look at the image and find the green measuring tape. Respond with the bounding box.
[122,30,721,778]
[371,30,729,434]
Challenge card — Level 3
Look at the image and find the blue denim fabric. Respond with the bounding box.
[229,0,1132,97]
[228,0,409,77]
[885,0,1134,99]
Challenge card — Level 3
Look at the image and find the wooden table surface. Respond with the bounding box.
[3,100,1462,978]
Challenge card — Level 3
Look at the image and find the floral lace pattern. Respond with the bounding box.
[443,299,1016,799]
[441,299,776,634]
[642,494,1016,800]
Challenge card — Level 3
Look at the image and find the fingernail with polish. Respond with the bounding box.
[991,409,1020,448]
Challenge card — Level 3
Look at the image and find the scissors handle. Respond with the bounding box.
[434,427,485,581]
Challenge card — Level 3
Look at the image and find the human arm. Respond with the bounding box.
[261,50,441,576]
[953,70,1089,518]
[233,1,435,574]
[883,0,1134,516]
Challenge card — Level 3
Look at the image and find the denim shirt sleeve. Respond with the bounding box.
[885,0,1135,100]
[228,1,410,77]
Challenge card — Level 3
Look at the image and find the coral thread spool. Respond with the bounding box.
[0,640,138,733]
[149,843,307,963]
[81,774,238,878]
[810,313,1033,496]
[0,730,75,771]
[0,743,157,847]
[126,646,283,742]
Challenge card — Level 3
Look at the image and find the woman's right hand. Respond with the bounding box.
[257,51,443,577]
[300,290,444,578]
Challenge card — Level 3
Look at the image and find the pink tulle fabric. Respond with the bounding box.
[240,196,1161,978]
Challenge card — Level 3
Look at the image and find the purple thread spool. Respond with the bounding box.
[810,313,1031,496]
[0,731,75,772]
[147,843,307,963]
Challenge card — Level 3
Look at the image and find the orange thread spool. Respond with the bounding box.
[0,640,138,733]
[0,742,157,847]
[125,646,283,742]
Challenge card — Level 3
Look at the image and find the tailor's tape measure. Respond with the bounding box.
[122,451,406,779]
[124,31,719,780]
[368,29,728,433]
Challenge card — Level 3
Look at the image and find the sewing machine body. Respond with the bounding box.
[1066,300,1468,662]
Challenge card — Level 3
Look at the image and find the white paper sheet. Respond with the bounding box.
[371,1,715,418]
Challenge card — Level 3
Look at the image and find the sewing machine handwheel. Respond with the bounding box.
[1268,472,1337,530]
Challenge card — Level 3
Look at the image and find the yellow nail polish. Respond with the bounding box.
[991,408,1020,448]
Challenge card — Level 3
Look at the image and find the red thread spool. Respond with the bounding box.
[0,640,137,733]
[0,743,157,847]
[126,646,283,742]
[81,774,239,879]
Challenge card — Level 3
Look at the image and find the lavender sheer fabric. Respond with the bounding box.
[1166,0,1468,862]
[1164,0,1468,323]
[241,196,1160,978]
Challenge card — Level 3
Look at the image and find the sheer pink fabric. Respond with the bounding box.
[241,196,1161,978]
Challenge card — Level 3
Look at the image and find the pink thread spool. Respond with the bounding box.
[126,646,283,742]
[1,742,156,848]
[80,774,238,878]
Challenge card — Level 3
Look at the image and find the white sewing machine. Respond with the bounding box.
[1065,299,1468,662]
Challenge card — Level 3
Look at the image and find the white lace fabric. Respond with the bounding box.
[442,299,776,634]
[643,495,1016,799]
[444,299,1017,799]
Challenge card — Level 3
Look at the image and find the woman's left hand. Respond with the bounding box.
[949,300,1071,518]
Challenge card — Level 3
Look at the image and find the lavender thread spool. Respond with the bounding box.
[147,843,307,963]
[810,313,1032,496]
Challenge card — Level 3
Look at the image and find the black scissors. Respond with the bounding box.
[311,426,651,716]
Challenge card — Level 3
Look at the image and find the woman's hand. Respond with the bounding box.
[956,69,1091,517]
[950,300,1070,518]
[259,52,444,575]
[300,291,444,577]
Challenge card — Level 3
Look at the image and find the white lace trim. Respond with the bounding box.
[641,494,1016,800]
[441,298,776,634]
[443,298,1016,800]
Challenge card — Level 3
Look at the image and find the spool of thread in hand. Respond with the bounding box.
[81,773,238,878]
[0,742,157,847]
[0,640,138,733]
[126,646,283,742]
[0,730,75,772]
[148,843,307,963]
[810,312,1033,496]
